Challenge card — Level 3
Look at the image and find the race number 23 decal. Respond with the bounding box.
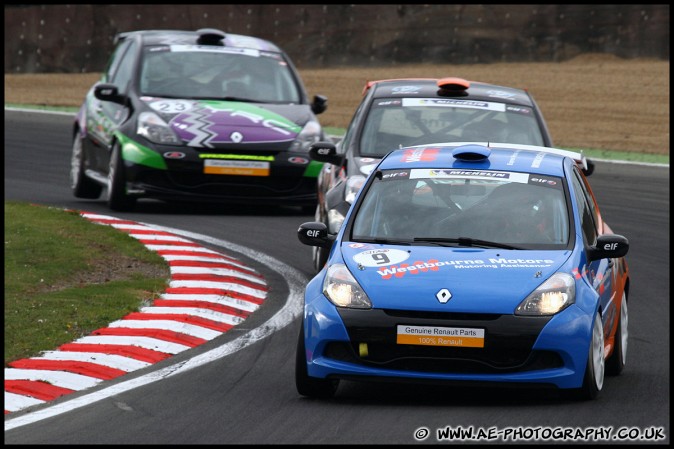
[148,99,194,114]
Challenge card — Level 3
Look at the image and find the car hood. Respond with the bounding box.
[140,97,314,146]
[340,244,572,314]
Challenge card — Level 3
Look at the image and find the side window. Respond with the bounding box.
[103,39,132,83]
[570,168,598,246]
[109,40,137,93]
[578,170,601,230]
[340,97,368,155]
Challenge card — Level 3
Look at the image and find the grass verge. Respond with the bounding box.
[4,201,170,364]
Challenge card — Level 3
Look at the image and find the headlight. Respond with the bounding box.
[137,112,181,145]
[327,208,345,234]
[323,263,372,309]
[288,120,322,152]
[515,272,575,316]
[327,175,366,233]
[344,175,367,204]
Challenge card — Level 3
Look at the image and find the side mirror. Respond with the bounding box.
[587,234,629,261]
[94,83,126,105]
[311,94,328,115]
[298,221,334,248]
[583,158,595,177]
[309,141,343,166]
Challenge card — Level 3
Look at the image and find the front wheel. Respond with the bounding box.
[312,245,330,274]
[311,206,330,273]
[108,141,137,211]
[295,324,339,398]
[70,132,103,199]
[571,312,605,400]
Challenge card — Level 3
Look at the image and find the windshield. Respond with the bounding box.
[351,168,569,249]
[139,45,301,103]
[359,98,545,157]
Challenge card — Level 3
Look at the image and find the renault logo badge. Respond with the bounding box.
[436,289,452,303]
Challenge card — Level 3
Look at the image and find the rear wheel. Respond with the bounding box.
[70,132,103,199]
[108,141,137,211]
[606,291,628,375]
[295,324,339,398]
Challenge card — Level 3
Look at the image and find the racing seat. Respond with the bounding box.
[449,182,555,244]
[226,81,254,99]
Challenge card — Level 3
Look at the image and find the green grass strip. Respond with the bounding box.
[4,202,169,363]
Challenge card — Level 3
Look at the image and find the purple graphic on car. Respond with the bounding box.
[167,102,301,148]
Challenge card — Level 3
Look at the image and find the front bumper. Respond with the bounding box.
[122,142,321,206]
[303,294,592,390]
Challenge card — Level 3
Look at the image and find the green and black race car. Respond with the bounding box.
[71,28,327,211]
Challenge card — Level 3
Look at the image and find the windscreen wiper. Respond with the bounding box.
[361,238,413,246]
[413,237,521,250]
[220,96,262,103]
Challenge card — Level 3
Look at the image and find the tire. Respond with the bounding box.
[312,245,330,274]
[311,206,330,273]
[70,132,103,199]
[295,324,339,398]
[606,291,628,376]
[572,312,605,400]
[107,141,137,211]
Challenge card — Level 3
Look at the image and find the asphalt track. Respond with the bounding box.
[4,109,670,444]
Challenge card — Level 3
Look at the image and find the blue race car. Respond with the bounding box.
[296,142,629,400]
[307,76,594,273]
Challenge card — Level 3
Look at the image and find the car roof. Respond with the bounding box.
[115,28,283,53]
[366,78,536,108]
[377,143,581,177]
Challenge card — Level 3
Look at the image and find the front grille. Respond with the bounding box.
[133,171,316,201]
[324,342,563,374]
[332,308,557,374]
[384,309,501,321]
[165,171,306,193]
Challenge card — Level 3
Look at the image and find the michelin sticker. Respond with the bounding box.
[402,98,506,111]
[353,248,410,267]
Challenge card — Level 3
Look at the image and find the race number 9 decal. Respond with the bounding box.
[372,253,390,265]
[353,249,410,267]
